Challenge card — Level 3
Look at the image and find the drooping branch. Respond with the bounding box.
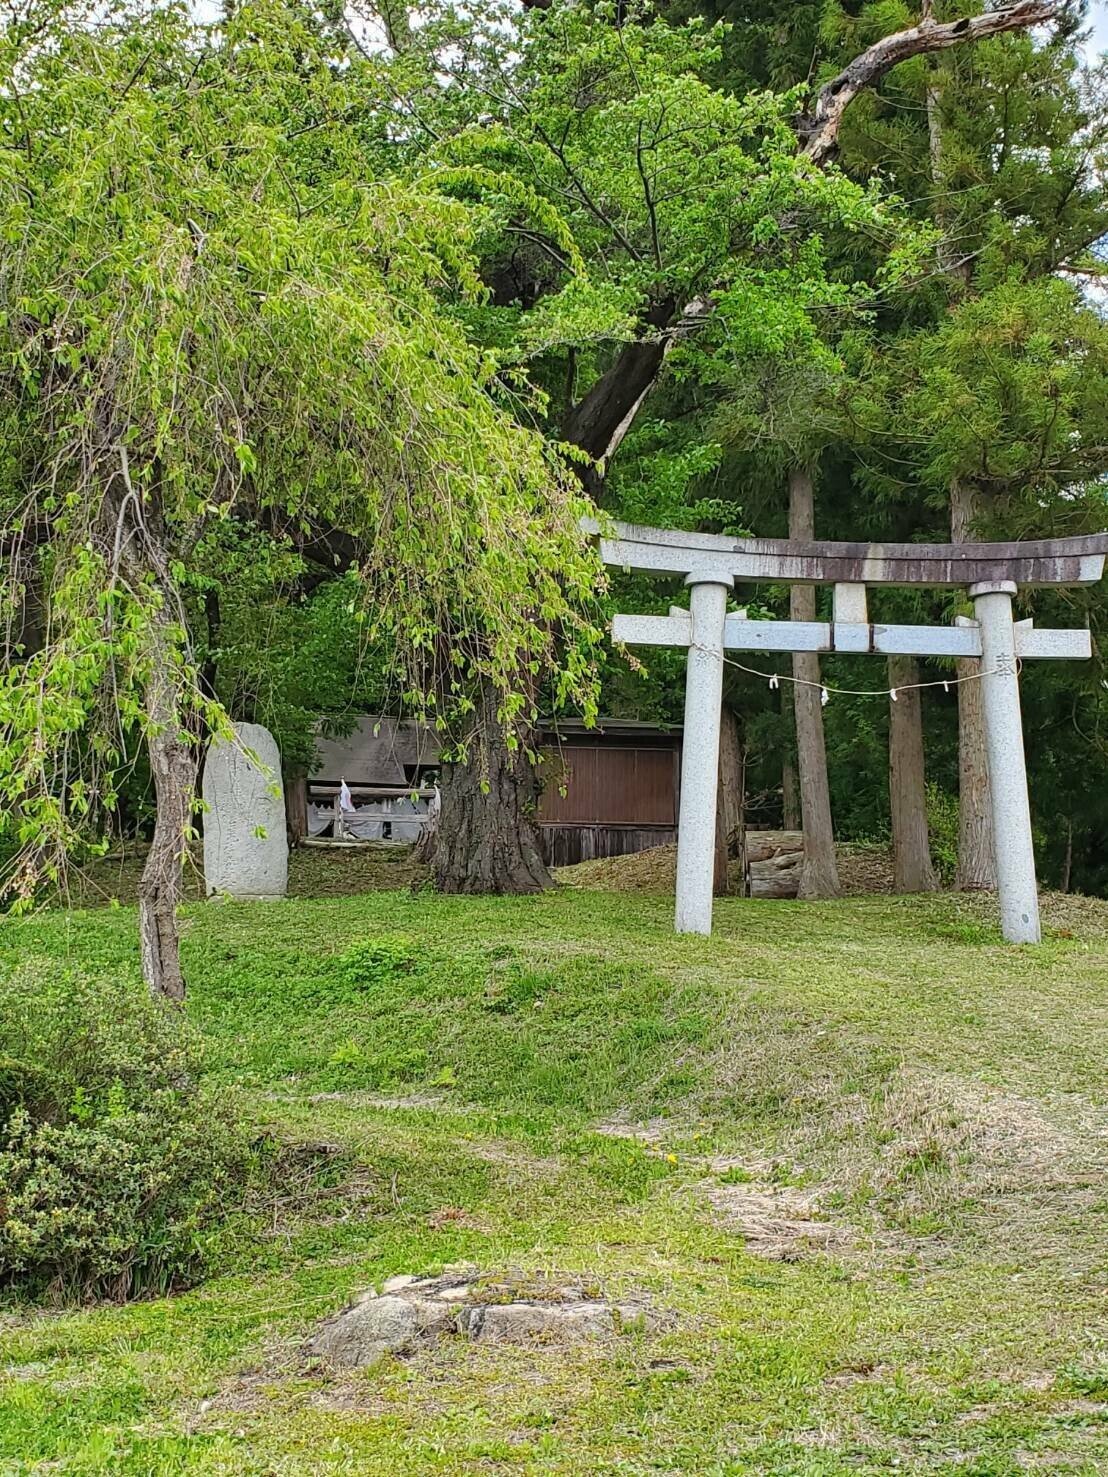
[799,1,1064,165]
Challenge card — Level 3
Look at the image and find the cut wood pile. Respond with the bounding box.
[746,831,803,899]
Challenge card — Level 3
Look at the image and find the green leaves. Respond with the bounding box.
[880,279,1108,499]
[0,0,608,893]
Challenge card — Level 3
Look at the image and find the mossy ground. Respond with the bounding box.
[1,874,1107,1474]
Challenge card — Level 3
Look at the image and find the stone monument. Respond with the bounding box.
[202,721,288,900]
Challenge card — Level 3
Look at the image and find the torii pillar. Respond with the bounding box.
[972,581,1039,943]
[675,574,732,934]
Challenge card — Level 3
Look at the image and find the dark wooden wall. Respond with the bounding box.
[538,744,677,826]
[540,823,677,868]
[537,739,680,866]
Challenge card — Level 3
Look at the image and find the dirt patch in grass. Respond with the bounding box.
[698,1179,854,1261]
[467,1139,567,1182]
[594,1118,856,1262]
[594,988,1108,1272]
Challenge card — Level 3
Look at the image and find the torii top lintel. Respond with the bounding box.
[585,519,1108,589]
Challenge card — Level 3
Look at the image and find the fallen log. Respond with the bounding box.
[746,830,804,898]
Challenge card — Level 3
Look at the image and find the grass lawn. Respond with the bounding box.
[2,871,1107,1474]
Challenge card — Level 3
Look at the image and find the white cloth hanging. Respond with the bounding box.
[306,804,331,837]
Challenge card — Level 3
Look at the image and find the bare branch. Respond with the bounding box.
[533,121,646,263]
[635,115,663,271]
[800,1,1064,165]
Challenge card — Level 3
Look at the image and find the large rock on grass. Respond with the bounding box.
[308,1295,432,1369]
[456,1300,641,1343]
[306,1267,657,1371]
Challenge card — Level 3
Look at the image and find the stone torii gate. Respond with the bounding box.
[588,519,1108,945]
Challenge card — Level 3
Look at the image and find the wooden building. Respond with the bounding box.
[311,717,441,791]
[296,715,682,864]
[536,720,681,866]
[301,718,440,842]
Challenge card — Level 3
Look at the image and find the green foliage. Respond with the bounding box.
[197,562,393,776]
[336,935,426,989]
[856,279,1108,509]
[420,0,922,441]
[0,0,604,894]
[926,781,960,887]
[0,966,254,1303]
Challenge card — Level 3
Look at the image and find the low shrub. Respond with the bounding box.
[336,934,424,989]
[0,964,255,1303]
[926,781,960,886]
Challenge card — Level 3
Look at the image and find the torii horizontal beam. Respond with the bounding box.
[586,518,1108,589]
[612,611,1092,661]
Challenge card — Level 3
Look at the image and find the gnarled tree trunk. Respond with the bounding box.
[887,654,939,893]
[430,683,552,894]
[788,466,840,899]
[951,479,996,890]
[137,606,197,1002]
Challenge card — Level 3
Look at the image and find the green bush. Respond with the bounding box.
[0,965,255,1303]
[926,781,959,886]
[336,934,423,989]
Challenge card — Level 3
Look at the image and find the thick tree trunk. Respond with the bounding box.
[137,614,197,1003]
[951,480,997,890]
[788,467,840,899]
[561,303,676,459]
[928,56,995,893]
[887,655,939,893]
[430,683,552,894]
[414,782,439,865]
[714,706,745,895]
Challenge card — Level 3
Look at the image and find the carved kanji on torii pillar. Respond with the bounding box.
[586,519,1108,945]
